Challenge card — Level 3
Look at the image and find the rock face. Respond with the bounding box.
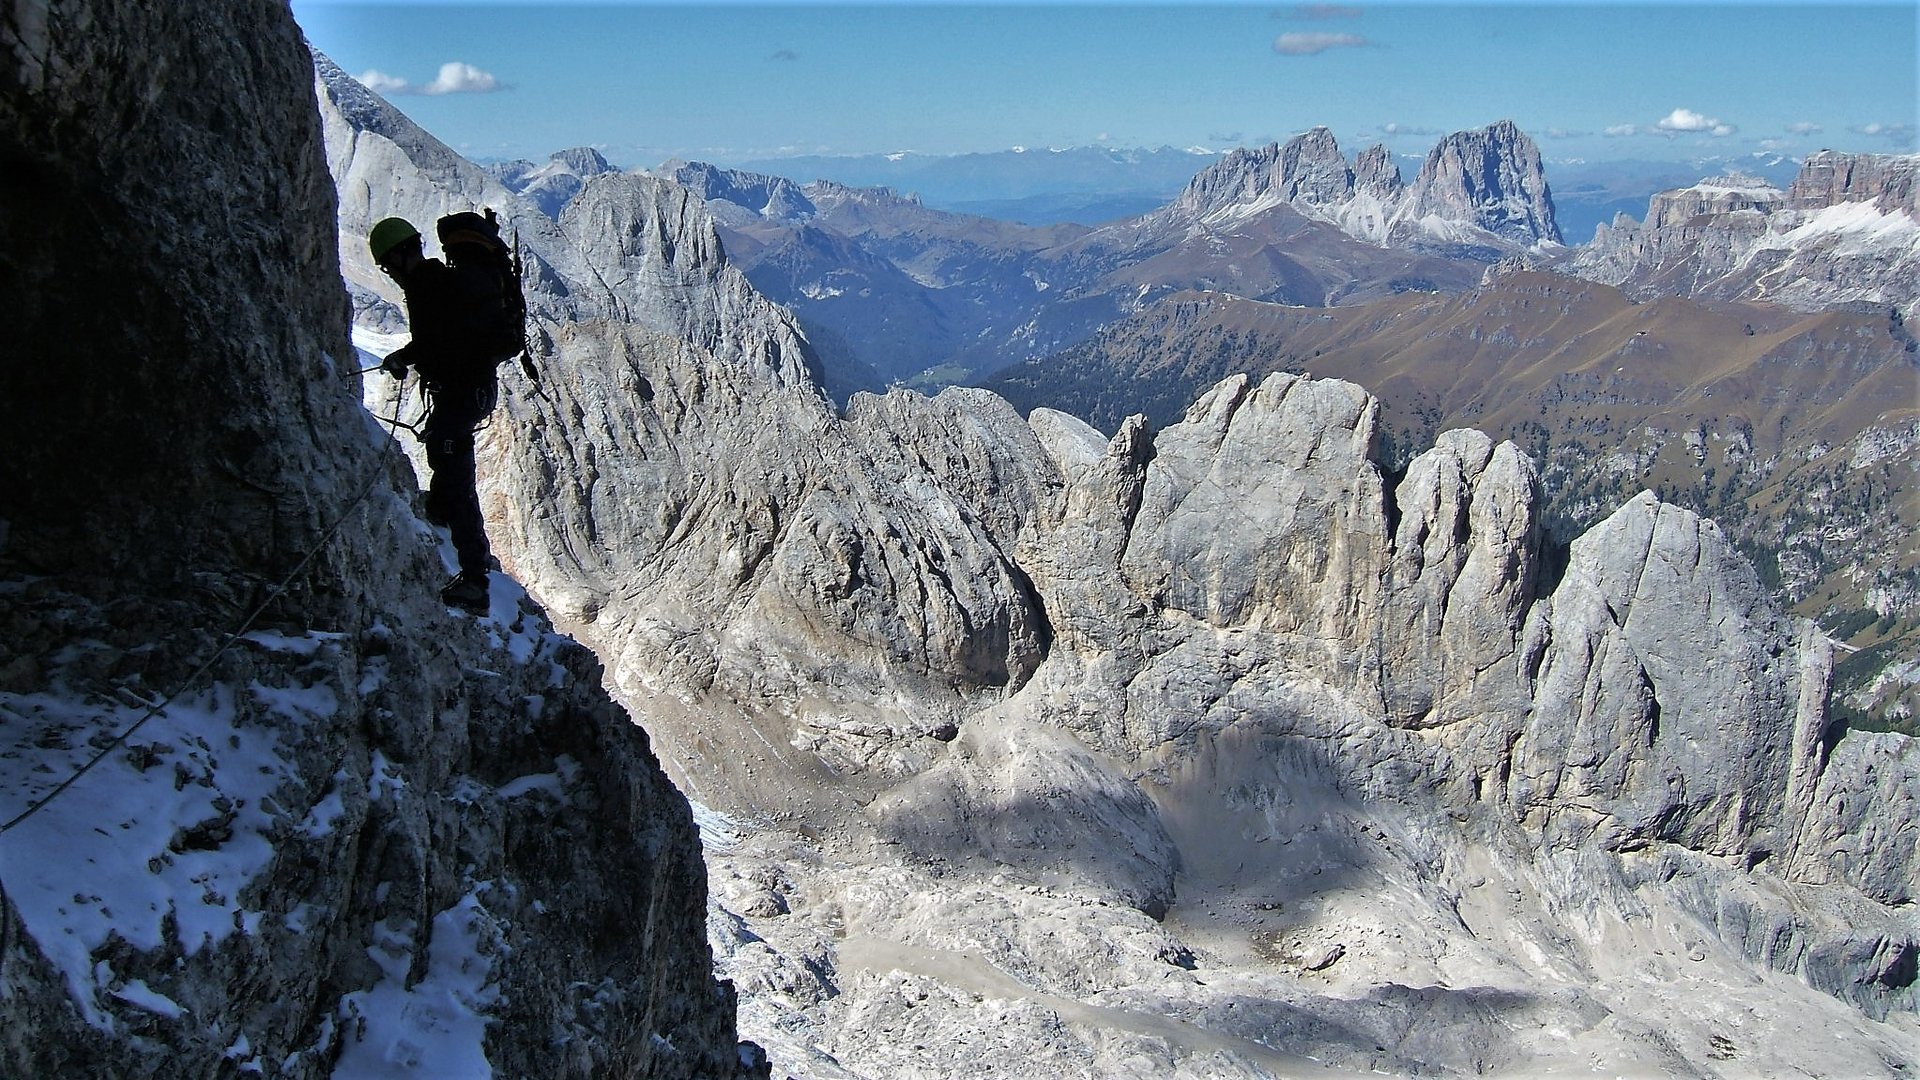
[666,160,820,223]
[1643,173,1783,227]
[1179,126,1355,211]
[1175,121,1562,253]
[983,270,1920,733]
[1352,142,1404,201]
[1791,150,1920,215]
[1404,119,1562,246]
[1562,152,1920,315]
[0,5,758,1077]
[316,55,1920,1080]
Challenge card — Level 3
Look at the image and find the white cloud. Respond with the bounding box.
[1853,121,1916,143]
[424,62,502,95]
[1603,124,1642,137]
[356,61,505,96]
[1655,108,1735,137]
[1273,32,1369,55]
[1786,121,1823,136]
[1379,122,1436,137]
[357,70,411,95]
[1540,127,1590,139]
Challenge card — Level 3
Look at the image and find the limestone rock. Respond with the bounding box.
[1510,494,1810,856]
[1380,429,1543,728]
[1561,152,1920,316]
[1175,121,1560,254]
[0,9,760,1077]
[1790,151,1920,215]
[1405,119,1563,246]
[668,160,820,222]
[1352,143,1404,202]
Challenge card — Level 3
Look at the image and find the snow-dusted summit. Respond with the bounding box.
[1171,120,1562,255]
[1562,151,1920,315]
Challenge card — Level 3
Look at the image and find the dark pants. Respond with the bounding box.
[424,380,497,578]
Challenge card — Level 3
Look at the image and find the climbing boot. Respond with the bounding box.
[440,571,489,615]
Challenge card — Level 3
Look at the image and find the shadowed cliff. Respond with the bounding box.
[0,3,762,1076]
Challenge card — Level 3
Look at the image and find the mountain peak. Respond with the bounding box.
[664,160,818,220]
[1173,122,1559,254]
[1406,120,1562,246]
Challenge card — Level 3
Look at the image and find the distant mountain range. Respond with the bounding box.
[617,123,1555,395]
[491,136,1914,402]
[733,145,1222,224]
[716,144,1806,239]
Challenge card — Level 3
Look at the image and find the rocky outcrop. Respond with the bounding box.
[1174,121,1561,253]
[1179,126,1355,212]
[1352,142,1404,202]
[1405,119,1562,246]
[1790,150,1920,215]
[1561,152,1920,315]
[1643,174,1783,227]
[0,5,758,1077]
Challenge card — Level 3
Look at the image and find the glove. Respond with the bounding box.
[381,346,411,380]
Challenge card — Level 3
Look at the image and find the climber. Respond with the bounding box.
[368,216,496,615]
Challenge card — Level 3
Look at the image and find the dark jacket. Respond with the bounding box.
[387,257,494,392]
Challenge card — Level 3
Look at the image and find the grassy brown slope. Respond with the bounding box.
[984,269,1920,730]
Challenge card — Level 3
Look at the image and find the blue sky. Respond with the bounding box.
[292,2,1918,168]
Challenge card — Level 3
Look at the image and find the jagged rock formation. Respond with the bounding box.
[1561,151,1920,316]
[317,55,1920,1076]
[0,5,759,1076]
[1173,121,1563,254]
[985,272,1920,732]
[1404,120,1561,247]
[492,146,619,218]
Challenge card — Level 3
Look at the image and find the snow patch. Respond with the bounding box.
[1773,199,1920,250]
[496,755,580,800]
[113,978,187,1019]
[332,888,503,1079]
[0,678,310,1026]
[691,800,742,854]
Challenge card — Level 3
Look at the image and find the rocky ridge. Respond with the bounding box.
[490,145,619,219]
[1,7,758,1077]
[984,272,1920,732]
[316,59,1920,1078]
[1170,120,1562,254]
[1561,151,1920,316]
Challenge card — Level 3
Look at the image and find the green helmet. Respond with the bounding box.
[368,217,421,264]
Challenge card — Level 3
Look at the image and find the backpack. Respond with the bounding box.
[436,208,528,369]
